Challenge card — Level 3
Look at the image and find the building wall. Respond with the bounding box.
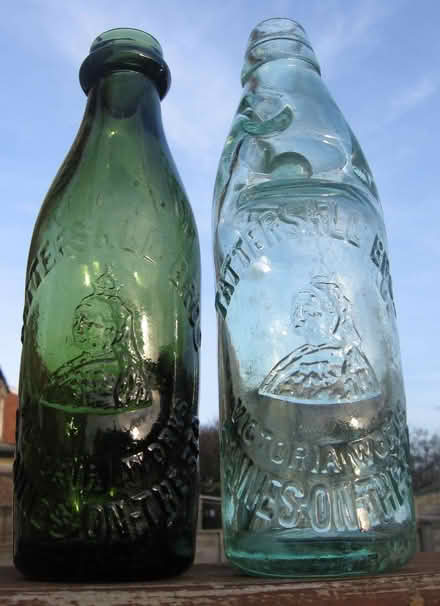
[2,394,18,445]
[0,372,16,550]
[416,491,440,514]
[0,375,8,400]
[0,462,13,546]
[415,491,440,552]
[0,374,8,440]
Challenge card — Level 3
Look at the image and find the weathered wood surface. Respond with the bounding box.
[1,553,440,605]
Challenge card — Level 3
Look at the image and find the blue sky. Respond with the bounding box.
[1,0,439,429]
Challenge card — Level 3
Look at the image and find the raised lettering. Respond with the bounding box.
[332,482,358,531]
[279,481,304,529]
[310,484,332,532]
[216,200,362,316]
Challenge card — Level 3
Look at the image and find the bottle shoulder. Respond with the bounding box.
[213,72,380,223]
[29,119,198,272]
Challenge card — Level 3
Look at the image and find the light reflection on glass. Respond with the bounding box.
[141,314,150,357]
[253,256,272,277]
[262,257,272,272]
[131,427,140,440]
[83,266,91,287]
[357,507,370,531]
[350,417,361,430]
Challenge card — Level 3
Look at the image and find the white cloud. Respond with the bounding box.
[31,0,238,168]
[311,1,394,77]
[389,74,438,120]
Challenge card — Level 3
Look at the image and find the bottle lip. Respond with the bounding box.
[90,28,164,58]
[241,18,320,85]
[246,17,311,51]
[79,28,171,98]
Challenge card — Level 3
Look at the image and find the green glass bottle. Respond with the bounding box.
[14,28,201,581]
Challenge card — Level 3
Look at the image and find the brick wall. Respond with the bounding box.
[0,474,12,505]
[0,467,13,544]
[2,394,17,445]
[0,371,16,546]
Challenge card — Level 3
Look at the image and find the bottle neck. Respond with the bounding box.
[244,54,323,98]
[87,70,165,138]
[231,49,379,207]
[242,38,320,86]
[71,69,170,189]
[46,70,170,205]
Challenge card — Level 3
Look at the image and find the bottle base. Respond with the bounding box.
[225,525,416,578]
[14,537,194,581]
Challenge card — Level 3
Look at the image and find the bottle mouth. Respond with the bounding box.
[241,18,320,85]
[79,27,171,98]
[246,17,310,51]
[90,28,164,59]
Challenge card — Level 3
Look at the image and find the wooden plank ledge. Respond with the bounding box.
[1,553,439,605]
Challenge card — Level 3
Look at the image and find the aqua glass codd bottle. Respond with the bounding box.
[213,18,415,577]
[14,28,201,581]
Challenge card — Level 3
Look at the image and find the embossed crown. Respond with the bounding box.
[93,269,118,296]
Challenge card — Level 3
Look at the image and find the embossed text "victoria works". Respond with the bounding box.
[14,400,199,541]
[215,199,361,318]
[222,401,411,532]
[231,400,406,476]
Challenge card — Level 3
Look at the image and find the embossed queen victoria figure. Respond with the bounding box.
[46,270,153,412]
[259,276,381,404]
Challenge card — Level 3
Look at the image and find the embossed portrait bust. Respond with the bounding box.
[259,276,381,404]
[45,270,153,412]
